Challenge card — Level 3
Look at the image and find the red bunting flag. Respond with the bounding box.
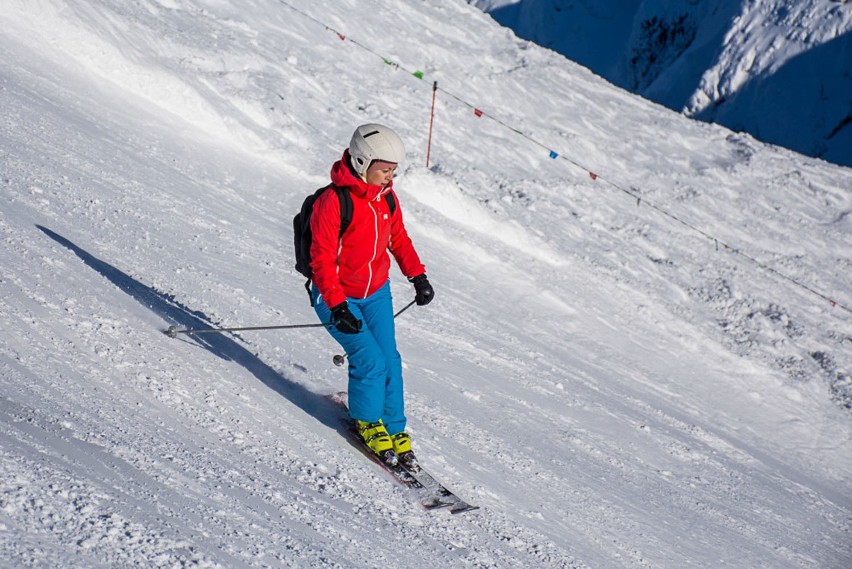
[589,172,598,180]
[474,108,483,117]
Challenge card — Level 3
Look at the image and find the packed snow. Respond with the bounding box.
[1,1,851,567]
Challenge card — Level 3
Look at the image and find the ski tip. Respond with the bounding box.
[422,499,456,510]
[450,504,480,514]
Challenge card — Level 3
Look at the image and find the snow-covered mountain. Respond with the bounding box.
[473,0,852,167]
[2,0,851,567]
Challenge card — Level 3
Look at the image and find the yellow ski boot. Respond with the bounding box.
[356,419,397,465]
[391,432,417,468]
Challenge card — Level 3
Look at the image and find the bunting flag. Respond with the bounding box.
[474,108,483,117]
[413,70,424,79]
[549,150,558,159]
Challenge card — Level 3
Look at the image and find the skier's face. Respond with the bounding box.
[366,160,397,187]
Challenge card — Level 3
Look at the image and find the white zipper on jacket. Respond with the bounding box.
[362,197,380,298]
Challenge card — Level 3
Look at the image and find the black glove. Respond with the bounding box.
[330,302,362,334]
[410,274,434,306]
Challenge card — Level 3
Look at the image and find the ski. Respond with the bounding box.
[340,419,421,489]
[398,460,479,514]
[328,392,453,509]
[328,391,477,513]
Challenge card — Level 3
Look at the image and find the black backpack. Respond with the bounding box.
[293,183,397,304]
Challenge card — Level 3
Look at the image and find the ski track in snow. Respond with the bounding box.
[2,1,851,568]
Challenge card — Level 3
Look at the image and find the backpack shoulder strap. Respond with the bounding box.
[383,191,397,217]
[329,184,353,237]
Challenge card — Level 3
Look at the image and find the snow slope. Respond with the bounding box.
[474,0,852,168]
[2,0,851,567]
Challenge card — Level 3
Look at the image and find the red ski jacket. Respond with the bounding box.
[309,150,425,308]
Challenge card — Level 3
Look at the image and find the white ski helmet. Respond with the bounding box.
[348,123,405,177]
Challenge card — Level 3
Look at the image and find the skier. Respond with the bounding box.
[310,123,434,465]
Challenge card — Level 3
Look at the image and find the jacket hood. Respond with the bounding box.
[330,149,393,201]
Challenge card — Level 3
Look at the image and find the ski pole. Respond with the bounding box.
[333,300,415,366]
[164,321,330,338]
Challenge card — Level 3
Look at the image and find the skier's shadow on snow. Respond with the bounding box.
[36,225,340,430]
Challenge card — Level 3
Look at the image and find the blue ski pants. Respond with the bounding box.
[313,280,406,435]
